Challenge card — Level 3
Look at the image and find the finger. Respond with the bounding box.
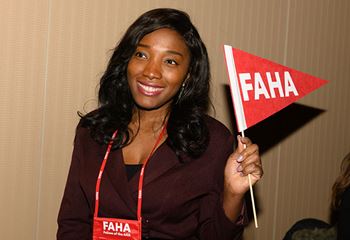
[236,135,253,155]
[240,151,261,168]
[241,162,264,179]
[236,143,259,163]
[239,135,253,146]
[236,135,246,153]
[227,136,246,161]
[236,153,261,175]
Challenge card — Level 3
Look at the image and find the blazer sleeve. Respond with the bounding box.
[197,133,248,240]
[57,126,93,240]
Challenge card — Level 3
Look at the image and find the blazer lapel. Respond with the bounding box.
[105,149,137,213]
[128,141,180,194]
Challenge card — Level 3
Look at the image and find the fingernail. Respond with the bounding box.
[237,165,243,172]
[237,155,243,162]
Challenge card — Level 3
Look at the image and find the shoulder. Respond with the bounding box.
[71,120,107,169]
[198,115,234,182]
[75,108,104,141]
[74,119,100,149]
[203,115,235,155]
[75,120,91,140]
[203,115,232,140]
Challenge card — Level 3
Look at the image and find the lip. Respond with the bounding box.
[136,81,164,96]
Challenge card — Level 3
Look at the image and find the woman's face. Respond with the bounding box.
[127,28,190,111]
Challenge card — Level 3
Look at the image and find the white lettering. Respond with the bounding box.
[267,72,284,98]
[115,222,123,232]
[123,223,131,233]
[254,72,270,100]
[102,221,131,233]
[108,222,115,231]
[238,71,298,101]
[103,221,108,231]
[239,73,253,101]
[284,71,299,97]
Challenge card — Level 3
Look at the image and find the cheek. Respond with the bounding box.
[126,62,134,78]
[127,59,141,76]
[167,71,188,88]
[126,63,140,88]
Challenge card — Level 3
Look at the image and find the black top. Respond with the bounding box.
[125,164,142,181]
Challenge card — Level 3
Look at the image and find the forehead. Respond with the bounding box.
[138,28,190,55]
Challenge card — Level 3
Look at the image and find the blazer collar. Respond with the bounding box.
[128,141,180,193]
[104,149,136,213]
[104,142,180,207]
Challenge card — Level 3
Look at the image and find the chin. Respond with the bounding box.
[133,99,173,112]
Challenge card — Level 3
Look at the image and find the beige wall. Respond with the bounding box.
[1,0,349,239]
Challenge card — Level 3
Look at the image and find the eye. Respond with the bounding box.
[165,59,179,65]
[134,51,147,59]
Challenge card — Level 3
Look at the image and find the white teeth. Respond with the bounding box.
[138,82,162,93]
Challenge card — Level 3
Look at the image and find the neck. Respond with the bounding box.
[131,106,169,132]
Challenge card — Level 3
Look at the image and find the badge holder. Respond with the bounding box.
[93,125,167,239]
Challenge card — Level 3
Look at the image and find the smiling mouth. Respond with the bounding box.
[137,82,164,96]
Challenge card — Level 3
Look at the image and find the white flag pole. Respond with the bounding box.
[224,45,258,228]
[241,130,258,228]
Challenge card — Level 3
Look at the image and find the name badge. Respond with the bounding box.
[93,217,141,240]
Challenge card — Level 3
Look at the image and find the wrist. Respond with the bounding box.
[224,180,246,198]
[222,188,245,222]
[223,187,245,201]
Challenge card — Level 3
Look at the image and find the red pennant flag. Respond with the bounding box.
[223,45,328,132]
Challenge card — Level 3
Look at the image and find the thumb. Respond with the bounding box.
[236,135,246,153]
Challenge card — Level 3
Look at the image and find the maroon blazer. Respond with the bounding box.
[57,116,247,239]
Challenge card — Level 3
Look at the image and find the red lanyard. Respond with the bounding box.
[94,124,167,221]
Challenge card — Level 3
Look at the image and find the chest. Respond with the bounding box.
[122,129,167,165]
[80,145,219,217]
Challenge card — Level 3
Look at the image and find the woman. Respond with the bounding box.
[331,152,350,240]
[57,8,263,240]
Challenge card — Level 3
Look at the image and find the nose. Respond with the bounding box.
[143,60,161,80]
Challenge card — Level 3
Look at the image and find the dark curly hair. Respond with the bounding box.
[80,8,210,158]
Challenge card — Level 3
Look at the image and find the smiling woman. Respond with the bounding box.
[127,28,190,111]
[57,8,263,240]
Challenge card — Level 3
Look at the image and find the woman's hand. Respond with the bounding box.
[224,135,263,197]
[222,135,263,221]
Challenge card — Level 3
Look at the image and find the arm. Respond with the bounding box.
[198,133,249,240]
[198,191,247,240]
[223,135,263,221]
[57,127,92,240]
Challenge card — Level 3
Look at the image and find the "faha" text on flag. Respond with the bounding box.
[239,71,299,101]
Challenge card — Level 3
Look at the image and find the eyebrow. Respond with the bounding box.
[137,43,184,57]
